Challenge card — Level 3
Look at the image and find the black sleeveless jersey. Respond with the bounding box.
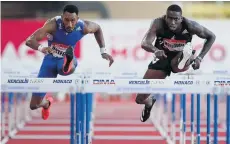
[154,16,193,54]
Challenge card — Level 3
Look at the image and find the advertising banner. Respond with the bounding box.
[1,19,229,77]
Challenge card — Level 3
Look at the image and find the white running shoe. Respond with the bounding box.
[178,42,193,70]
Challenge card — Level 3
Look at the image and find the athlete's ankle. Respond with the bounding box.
[144,98,153,108]
[43,101,50,109]
[145,102,152,108]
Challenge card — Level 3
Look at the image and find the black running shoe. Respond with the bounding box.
[140,98,156,122]
[63,46,74,73]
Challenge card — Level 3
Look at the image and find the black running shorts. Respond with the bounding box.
[148,52,179,76]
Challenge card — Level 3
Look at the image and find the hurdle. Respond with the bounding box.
[1,73,230,144]
[1,92,32,144]
[70,92,93,144]
[151,93,230,144]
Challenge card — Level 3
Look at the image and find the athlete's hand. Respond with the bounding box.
[192,57,202,70]
[101,53,114,67]
[40,46,55,54]
[154,50,167,60]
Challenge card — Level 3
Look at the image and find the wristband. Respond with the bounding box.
[38,45,45,52]
[100,47,107,54]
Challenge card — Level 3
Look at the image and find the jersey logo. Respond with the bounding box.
[76,26,82,31]
[182,29,189,35]
[59,23,62,30]
[163,38,186,51]
[50,43,68,58]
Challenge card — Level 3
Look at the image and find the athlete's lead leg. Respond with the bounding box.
[63,46,75,74]
[58,47,78,76]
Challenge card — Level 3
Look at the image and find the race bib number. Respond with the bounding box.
[163,39,186,52]
[50,43,68,58]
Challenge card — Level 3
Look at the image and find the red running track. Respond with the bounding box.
[4,101,227,144]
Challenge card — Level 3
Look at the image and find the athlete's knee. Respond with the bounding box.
[29,95,44,110]
[29,104,38,110]
[135,94,149,104]
[29,100,40,110]
[135,95,142,104]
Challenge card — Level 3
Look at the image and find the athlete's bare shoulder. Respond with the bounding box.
[82,20,101,35]
[149,16,165,34]
[184,17,215,39]
[42,17,57,34]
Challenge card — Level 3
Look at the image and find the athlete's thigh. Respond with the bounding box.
[136,61,168,102]
[147,58,171,77]
[38,55,58,78]
[31,55,58,99]
[136,58,169,102]
[143,69,168,79]
[57,57,78,76]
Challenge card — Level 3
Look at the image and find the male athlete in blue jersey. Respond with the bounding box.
[26,5,114,120]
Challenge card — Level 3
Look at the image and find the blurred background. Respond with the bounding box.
[1,1,230,144]
[2,1,230,19]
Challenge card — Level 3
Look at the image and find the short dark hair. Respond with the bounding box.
[167,4,182,14]
[63,5,79,15]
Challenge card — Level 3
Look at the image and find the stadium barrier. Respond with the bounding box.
[1,73,230,144]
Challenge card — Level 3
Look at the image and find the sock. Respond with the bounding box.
[145,97,153,108]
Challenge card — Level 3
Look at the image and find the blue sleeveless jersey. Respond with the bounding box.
[47,16,85,58]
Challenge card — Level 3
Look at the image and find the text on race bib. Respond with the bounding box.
[163,39,186,51]
[50,43,68,57]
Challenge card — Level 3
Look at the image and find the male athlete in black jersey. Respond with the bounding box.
[136,4,216,122]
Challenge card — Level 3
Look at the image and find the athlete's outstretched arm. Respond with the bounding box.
[188,20,216,59]
[83,20,114,66]
[83,20,105,48]
[141,19,161,53]
[25,18,56,50]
